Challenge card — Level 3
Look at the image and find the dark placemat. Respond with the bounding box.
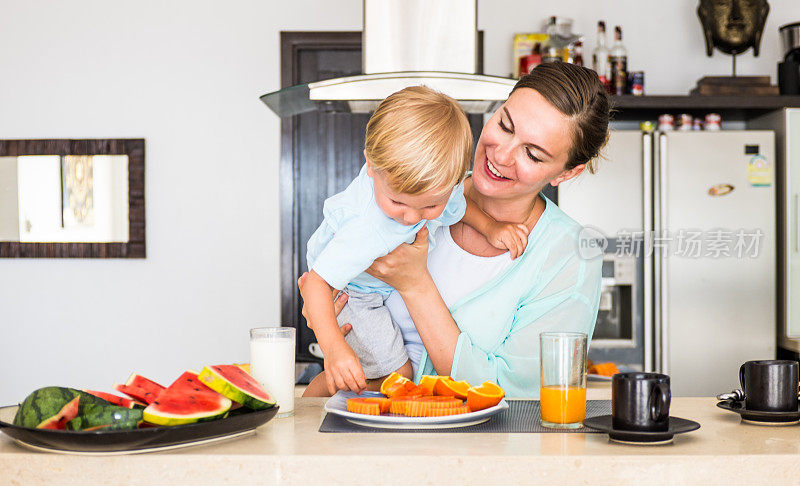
[319,400,610,433]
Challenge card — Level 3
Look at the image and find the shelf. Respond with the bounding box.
[612,95,800,111]
[609,95,800,121]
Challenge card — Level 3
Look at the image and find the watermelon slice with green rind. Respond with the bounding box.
[113,374,165,405]
[13,387,111,429]
[142,371,231,426]
[198,365,276,411]
[83,390,145,409]
[66,405,143,431]
[38,396,81,430]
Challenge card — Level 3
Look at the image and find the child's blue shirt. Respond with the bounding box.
[306,164,466,296]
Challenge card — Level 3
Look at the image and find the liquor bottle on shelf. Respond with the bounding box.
[572,38,584,66]
[541,16,561,63]
[610,25,628,95]
[591,21,611,93]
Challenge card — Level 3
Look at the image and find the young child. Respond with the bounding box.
[301,86,529,396]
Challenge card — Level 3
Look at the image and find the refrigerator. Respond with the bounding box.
[559,130,776,397]
[751,109,800,355]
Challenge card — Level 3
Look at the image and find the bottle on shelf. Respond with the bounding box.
[609,25,628,95]
[541,16,561,63]
[572,38,584,66]
[591,21,612,93]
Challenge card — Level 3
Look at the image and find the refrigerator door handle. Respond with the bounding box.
[796,194,800,253]
[657,133,669,375]
[643,132,654,372]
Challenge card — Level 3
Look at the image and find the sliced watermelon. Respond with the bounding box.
[114,374,165,405]
[12,387,105,429]
[14,387,142,430]
[198,365,276,410]
[83,390,144,409]
[142,371,231,426]
[38,396,81,430]
[66,406,143,431]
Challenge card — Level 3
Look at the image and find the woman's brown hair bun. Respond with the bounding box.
[513,62,611,173]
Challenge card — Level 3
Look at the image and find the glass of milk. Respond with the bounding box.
[250,327,296,418]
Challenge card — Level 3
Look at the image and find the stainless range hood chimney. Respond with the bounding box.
[260,0,516,117]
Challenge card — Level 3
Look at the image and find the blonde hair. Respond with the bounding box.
[365,86,473,195]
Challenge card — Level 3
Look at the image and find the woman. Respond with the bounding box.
[304,62,610,397]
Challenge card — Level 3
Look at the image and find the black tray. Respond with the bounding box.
[0,404,278,455]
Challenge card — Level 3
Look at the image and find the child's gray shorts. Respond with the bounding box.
[337,290,409,379]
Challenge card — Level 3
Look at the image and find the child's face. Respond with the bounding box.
[367,162,453,226]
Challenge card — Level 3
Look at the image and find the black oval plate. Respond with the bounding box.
[0,404,278,454]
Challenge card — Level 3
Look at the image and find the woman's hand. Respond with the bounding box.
[297,272,351,337]
[366,227,430,294]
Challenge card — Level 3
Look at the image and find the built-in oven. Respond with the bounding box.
[588,245,645,371]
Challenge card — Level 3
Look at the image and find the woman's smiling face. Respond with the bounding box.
[472,88,584,201]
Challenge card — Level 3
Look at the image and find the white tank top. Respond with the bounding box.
[384,225,514,372]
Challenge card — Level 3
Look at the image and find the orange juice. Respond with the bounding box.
[540,385,587,424]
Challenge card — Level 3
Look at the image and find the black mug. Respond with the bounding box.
[612,372,671,432]
[739,360,799,412]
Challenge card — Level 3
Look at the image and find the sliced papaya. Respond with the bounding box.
[346,398,381,415]
[361,397,391,413]
[389,397,418,415]
[426,405,470,417]
[404,396,463,417]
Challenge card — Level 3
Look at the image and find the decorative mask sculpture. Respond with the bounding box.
[697,0,769,56]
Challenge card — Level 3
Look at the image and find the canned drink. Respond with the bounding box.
[628,71,644,96]
[692,118,703,130]
[705,113,721,131]
[677,113,693,131]
[639,121,655,132]
[658,114,674,131]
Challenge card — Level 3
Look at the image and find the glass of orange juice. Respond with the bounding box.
[539,332,588,429]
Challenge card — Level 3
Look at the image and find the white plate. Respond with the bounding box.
[324,391,508,429]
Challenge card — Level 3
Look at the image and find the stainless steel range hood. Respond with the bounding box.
[260,0,517,117]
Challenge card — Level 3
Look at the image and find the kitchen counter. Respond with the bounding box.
[4,383,800,485]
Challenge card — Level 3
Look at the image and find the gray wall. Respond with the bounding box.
[1,0,796,403]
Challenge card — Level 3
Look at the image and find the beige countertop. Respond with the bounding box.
[4,382,800,485]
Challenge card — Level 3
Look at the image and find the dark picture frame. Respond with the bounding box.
[0,139,145,258]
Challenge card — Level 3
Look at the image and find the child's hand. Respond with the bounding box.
[486,221,529,259]
[323,342,367,395]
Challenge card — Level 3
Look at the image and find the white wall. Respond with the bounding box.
[1,0,798,404]
[0,0,363,404]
